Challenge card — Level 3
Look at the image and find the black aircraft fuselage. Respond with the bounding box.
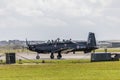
[26,32,98,59]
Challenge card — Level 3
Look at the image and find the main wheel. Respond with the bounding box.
[50,54,54,59]
[57,54,62,59]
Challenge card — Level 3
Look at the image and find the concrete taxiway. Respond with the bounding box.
[0,52,91,60]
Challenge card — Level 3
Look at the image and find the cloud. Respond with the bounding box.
[0,0,119,40]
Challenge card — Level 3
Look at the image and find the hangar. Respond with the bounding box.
[98,40,120,48]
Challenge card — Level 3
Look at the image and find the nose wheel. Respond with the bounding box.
[36,53,40,59]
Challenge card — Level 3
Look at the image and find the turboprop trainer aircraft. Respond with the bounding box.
[26,32,98,59]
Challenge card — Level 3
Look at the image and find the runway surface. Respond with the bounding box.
[0,52,91,60]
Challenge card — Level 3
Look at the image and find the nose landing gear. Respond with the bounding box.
[36,53,40,59]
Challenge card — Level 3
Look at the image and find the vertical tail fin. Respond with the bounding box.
[87,32,96,47]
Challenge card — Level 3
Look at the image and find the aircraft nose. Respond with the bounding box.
[30,46,36,51]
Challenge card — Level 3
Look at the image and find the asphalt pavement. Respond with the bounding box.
[0,52,91,60]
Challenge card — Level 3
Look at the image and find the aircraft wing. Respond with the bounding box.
[61,49,74,53]
[52,48,74,53]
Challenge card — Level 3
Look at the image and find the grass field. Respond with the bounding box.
[95,48,120,53]
[0,60,120,80]
[0,48,120,80]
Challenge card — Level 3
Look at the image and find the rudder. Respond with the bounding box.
[87,32,96,47]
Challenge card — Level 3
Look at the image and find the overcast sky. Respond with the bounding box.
[0,0,120,41]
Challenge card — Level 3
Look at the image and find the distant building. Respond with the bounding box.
[0,41,8,46]
[110,41,120,48]
[0,40,44,49]
[0,40,120,48]
[98,40,120,48]
[97,41,112,48]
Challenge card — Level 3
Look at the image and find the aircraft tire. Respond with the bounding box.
[36,55,40,59]
[57,55,62,59]
[50,55,54,59]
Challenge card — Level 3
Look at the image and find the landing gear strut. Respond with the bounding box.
[73,51,75,54]
[36,53,40,59]
[50,53,54,59]
[57,52,62,59]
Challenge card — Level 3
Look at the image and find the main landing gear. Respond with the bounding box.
[50,52,62,59]
[50,53,54,59]
[36,52,62,59]
[57,52,62,59]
